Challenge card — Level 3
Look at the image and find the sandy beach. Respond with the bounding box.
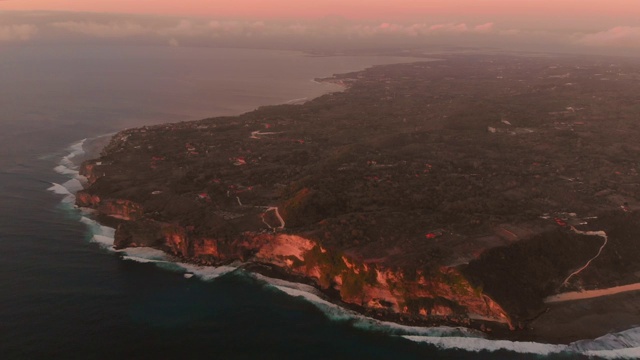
[529,290,640,343]
[545,283,640,303]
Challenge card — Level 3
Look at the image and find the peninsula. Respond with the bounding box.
[77,54,640,343]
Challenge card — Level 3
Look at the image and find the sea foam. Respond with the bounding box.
[117,247,237,280]
[285,97,308,105]
[582,347,640,359]
[569,327,640,358]
[47,139,88,203]
[79,216,115,247]
[253,273,355,321]
[61,178,83,193]
[252,263,640,357]
[48,139,239,281]
[48,183,72,196]
[78,217,238,280]
[53,165,79,176]
[253,272,481,339]
[403,336,568,355]
[58,139,86,168]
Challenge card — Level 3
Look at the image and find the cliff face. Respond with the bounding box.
[259,235,509,323]
[76,191,100,207]
[82,190,509,325]
[79,162,102,186]
[77,191,143,221]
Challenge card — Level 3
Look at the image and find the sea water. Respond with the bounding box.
[1,44,638,359]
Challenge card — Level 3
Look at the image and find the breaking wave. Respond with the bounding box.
[48,138,238,281]
[253,272,481,337]
[569,327,640,358]
[284,97,308,105]
[250,255,640,358]
[47,138,640,359]
[253,273,356,322]
[78,213,236,280]
[55,138,86,177]
[47,139,89,205]
[404,336,568,355]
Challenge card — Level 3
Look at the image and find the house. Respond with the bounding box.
[425,229,445,239]
[554,218,567,226]
[231,157,247,166]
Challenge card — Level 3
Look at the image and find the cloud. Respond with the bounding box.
[345,22,495,38]
[428,23,469,33]
[159,20,206,37]
[47,17,500,41]
[51,21,149,38]
[7,12,586,54]
[474,22,495,33]
[49,18,275,42]
[0,24,38,42]
[577,26,640,48]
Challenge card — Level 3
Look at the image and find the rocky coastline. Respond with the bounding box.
[77,54,640,343]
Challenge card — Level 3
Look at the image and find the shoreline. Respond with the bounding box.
[76,198,640,347]
[53,128,515,339]
[49,53,640,355]
[530,290,640,345]
[545,283,640,303]
[50,140,640,354]
[65,117,639,347]
[239,262,515,338]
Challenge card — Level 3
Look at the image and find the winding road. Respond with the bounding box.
[261,206,286,230]
[561,227,609,287]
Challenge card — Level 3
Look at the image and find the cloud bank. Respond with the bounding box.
[577,26,640,48]
[0,24,38,42]
[47,19,497,39]
[1,11,640,56]
[51,21,149,38]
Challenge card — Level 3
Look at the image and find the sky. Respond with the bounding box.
[1,0,640,55]
[1,0,639,21]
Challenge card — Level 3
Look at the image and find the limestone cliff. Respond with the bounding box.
[75,55,640,339]
[77,180,640,336]
[78,190,509,325]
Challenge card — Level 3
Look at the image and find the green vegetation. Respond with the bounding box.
[81,54,640,328]
[463,230,602,319]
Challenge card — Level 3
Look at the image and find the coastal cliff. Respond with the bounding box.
[75,191,510,325]
[77,54,640,341]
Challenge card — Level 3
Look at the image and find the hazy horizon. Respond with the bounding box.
[2,1,640,57]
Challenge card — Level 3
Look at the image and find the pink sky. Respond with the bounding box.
[1,0,639,20]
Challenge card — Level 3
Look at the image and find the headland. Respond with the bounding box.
[77,53,640,343]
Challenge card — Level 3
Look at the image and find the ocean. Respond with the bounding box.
[0,44,637,359]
